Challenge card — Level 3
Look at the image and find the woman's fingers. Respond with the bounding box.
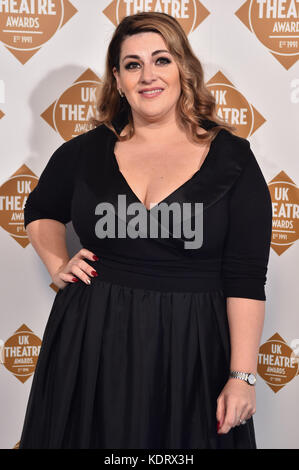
[71,261,98,285]
[217,399,237,434]
[218,401,251,434]
[216,379,256,434]
[58,271,79,284]
[70,251,99,285]
[57,250,99,286]
[240,405,255,423]
[216,395,225,431]
[52,250,99,289]
[78,248,99,262]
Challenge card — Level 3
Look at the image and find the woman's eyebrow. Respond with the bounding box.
[122,49,170,62]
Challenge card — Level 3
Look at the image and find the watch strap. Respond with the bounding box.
[229,370,256,385]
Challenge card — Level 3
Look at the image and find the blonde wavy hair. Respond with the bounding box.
[91,11,236,143]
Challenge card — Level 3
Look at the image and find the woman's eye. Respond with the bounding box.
[156,57,171,65]
[125,62,140,70]
[124,57,171,70]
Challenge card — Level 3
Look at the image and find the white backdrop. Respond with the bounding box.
[0,0,298,449]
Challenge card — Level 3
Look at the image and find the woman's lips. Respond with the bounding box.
[139,89,164,98]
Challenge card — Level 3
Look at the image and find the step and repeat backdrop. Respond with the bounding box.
[0,0,298,449]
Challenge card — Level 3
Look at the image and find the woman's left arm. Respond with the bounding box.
[228,298,265,374]
[217,139,272,434]
[217,298,265,434]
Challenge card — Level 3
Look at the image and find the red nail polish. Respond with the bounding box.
[72,278,79,282]
[217,421,220,432]
[91,270,98,277]
[93,255,99,261]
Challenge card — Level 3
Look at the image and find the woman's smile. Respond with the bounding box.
[139,88,164,98]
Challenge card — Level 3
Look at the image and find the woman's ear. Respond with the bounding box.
[112,67,120,88]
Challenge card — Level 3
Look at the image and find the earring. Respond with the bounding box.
[118,88,124,98]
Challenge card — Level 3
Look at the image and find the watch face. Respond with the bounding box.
[248,374,256,385]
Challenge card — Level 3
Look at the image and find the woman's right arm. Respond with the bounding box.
[26,219,99,289]
[24,138,98,289]
[26,219,70,290]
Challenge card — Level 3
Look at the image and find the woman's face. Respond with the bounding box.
[113,32,181,123]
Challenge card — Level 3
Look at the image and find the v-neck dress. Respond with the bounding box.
[19,118,272,449]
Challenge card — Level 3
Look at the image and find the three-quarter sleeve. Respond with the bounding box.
[221,141,272,300]
[24,138,81,229]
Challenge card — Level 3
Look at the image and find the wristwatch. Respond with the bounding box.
[229,371,257,386]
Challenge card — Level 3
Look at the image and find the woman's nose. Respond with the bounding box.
[140,63,157,82]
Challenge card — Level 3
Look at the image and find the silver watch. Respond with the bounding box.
[229,371,257,386]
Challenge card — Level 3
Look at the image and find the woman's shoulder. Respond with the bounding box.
[214,127,252,168]
[60,123,112,151]
[208,127,260,197]
[214,125,249,147]
[203,119,251,156]
[44,125,113,181]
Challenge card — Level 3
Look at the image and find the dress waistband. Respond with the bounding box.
[87,256,223,293]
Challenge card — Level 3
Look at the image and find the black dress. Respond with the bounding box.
[19,118,272,449]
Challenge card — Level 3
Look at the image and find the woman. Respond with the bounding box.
[19,12,272,449]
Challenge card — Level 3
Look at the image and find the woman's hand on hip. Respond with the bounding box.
[52,248,99,290]
[216,377,256,434]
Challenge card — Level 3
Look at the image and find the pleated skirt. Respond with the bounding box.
[19,271,256,449]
